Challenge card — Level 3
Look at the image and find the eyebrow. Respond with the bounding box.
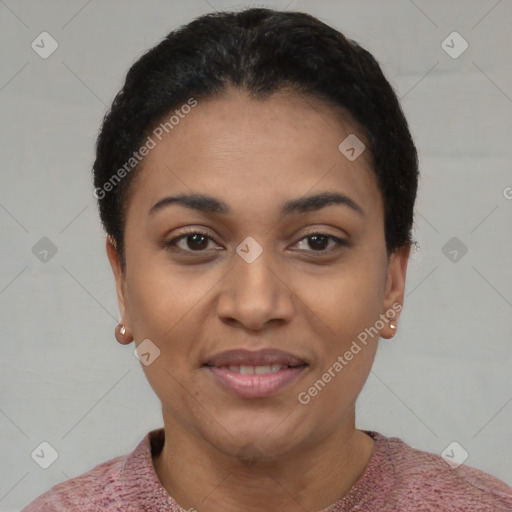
[149,191,366,218]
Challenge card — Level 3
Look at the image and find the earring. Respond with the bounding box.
[388,322,397,338]
[115,323,133,345]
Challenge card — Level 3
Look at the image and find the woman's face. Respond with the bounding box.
[107,88,410,459]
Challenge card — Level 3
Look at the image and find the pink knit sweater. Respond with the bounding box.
[22,428,512,511]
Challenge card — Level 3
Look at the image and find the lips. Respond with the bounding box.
[202,348,308,398]
[203,348,307,368]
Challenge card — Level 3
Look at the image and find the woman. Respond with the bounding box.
[23,7,512,512]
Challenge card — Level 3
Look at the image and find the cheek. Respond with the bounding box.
[298,257,384,333]
[303,348,376,426]
[124,263,204,411]
[299,256,385,381]
[125,257,205,335]
[298,283,382,416]
[124,257,223,379]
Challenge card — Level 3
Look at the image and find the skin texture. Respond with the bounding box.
[106,87,411,512]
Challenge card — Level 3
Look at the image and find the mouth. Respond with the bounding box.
[202,348,308,398]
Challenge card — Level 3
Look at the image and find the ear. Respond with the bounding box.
[381,244,411,325]
[106,235,130,328]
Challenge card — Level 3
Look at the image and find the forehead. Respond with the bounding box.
[126,88,382,224]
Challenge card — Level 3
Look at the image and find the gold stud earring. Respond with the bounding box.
[115,323,133,345]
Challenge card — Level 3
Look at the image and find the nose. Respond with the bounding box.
[216,243,295,331]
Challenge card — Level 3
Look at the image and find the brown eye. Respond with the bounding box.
[293,233,348,253]
[165,230,218,252]
[181,233,209,251]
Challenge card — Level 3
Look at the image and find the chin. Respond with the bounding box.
[199,409,310,459]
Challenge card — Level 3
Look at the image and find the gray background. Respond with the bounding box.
[1,0,511,510]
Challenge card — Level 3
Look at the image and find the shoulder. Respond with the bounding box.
[371,431,512,511]
[20,429,159,512]
[21,454,128,511]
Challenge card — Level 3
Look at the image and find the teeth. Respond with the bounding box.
[240,365,254,375]
[224,365,285,375]
[254,365,269,375]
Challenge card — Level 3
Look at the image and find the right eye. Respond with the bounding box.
[164,229,222,253]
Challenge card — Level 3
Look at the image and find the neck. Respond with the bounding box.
[152,410,375,512]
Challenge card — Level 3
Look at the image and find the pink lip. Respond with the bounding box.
[205,365,307,398]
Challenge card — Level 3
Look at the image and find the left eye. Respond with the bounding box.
[293,233,347,252]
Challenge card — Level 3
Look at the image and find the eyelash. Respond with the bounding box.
[164,228,348,255]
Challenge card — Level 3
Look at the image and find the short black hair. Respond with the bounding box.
[93,7,419,269]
